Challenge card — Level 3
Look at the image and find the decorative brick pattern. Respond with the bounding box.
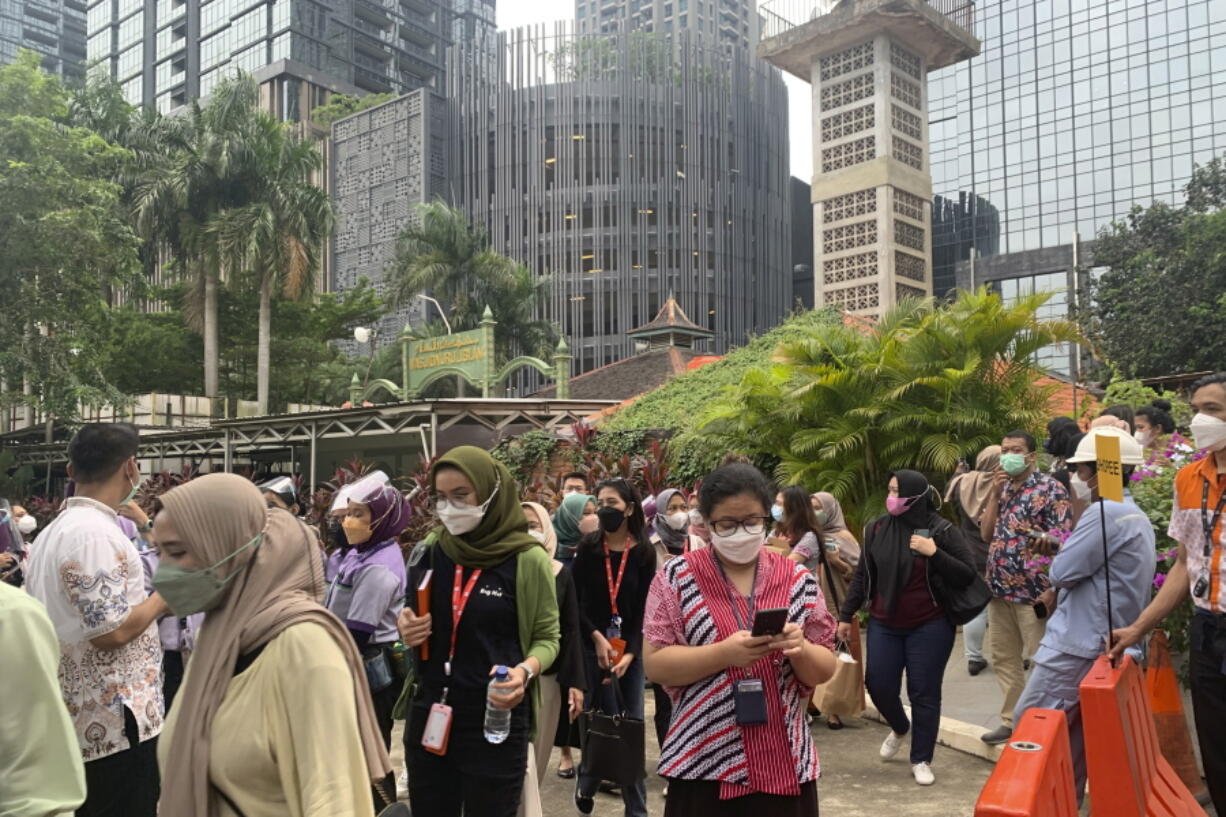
[823,219,878,254]
[896,282,928,300]
[894,220,925,251]
[821,73,875,112]
[821,135,876,172]
[824,282,880,311]
[893,189,926,221]
[890,71,921,109]
[891,104,923,141]
[822,188,877,224]
[892,135,924,169]
[819,41,875,81]
[895,250,927,281]
[890,42,922,80]
[823,251,878,284]
[821,103,875,142]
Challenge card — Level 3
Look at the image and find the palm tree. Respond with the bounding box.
[132,74,261,403]
[213,114,333,414]
[700,289,1083,530]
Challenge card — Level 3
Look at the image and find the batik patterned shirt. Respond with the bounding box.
[986,471,1073,603]
[26,497,163,762]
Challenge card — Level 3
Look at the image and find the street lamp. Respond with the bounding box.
[353,326,377,387]
[416,294,452,335]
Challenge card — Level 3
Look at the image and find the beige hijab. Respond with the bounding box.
[522,501,561,576]
[158,474,391,817]
[945,445,1003,522]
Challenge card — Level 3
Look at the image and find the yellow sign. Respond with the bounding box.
[1096,433,1124,502]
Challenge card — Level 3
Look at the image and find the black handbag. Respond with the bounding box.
[927,520,992,625]
[577,674,646,786]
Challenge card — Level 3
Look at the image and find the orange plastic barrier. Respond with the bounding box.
[1145,630,1207,798]
[1079,655,1208,817]
[974,708,1078,817]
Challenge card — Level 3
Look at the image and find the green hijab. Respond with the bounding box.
[553,491,594,550]
[430,446,538,569]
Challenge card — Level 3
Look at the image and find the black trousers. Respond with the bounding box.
[1190,610,1226,815]
[370,666,402,811]
[163,650,185,711]
[77,708,158,817]
[663,779,818,817]
[653,683,674,749]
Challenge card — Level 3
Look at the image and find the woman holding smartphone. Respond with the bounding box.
[644,464,837,816]
[837,470,978,787]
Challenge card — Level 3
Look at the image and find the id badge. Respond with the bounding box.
[734,678,767,725]
[608,636,627,664]
[421,702,453,756]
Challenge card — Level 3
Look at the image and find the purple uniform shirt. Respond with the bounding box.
[324,538,406,644]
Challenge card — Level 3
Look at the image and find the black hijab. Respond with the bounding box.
[867,470,943,616]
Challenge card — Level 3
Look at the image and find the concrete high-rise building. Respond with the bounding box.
[576,0,760,49]
[85,0,484,117]
[2,0,86,79]
[449,24,791,375]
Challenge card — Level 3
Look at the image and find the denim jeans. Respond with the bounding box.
[864,616,955,764]
[578,646,648,817]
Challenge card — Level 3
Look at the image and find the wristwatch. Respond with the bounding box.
[515,662,536,684]
[141,519,154,533]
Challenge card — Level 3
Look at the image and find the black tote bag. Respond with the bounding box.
[577,674,646,785]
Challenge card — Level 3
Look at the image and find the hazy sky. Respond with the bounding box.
[494,0,814,181]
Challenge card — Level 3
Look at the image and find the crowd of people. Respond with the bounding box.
[1,374,1224,817]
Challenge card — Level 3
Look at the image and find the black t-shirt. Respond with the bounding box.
[419,548,524,702]
[571,536,656,658]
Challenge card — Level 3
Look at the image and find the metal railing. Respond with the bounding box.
[760,0,975,41]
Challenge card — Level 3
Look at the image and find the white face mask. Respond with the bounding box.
[436,478,500,536]
[663,511,690,531]
[710,529,764,565]
[688,508,704,526]
[527,529,546,543]
[16,515,36,535]
[1134,429,1153,446]
[1069,473,1093,502]
[1190,413,1226,453]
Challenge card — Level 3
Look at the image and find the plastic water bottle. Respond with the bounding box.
[484,665,512,744]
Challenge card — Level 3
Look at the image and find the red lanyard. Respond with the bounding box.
[604,538,633,617]
[447,565,483,675]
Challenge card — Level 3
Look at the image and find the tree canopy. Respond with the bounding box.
[1081,158,1226,379]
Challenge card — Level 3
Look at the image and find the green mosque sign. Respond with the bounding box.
[350,307,572,403]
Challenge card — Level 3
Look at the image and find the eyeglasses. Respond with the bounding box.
[709,517,771,537]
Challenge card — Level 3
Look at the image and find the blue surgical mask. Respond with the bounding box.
[771,505,784,523]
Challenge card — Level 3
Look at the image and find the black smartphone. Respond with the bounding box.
[1033,601,1048,620]
[751,607,789,637]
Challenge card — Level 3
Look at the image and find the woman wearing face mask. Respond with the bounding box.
[688,492,712,545]
[836,471,978,787]
[643,464,836,815]
[1044,417,1082,492]
[777,486,860,729]
[395,447,560,817]
[650,488,706,564]
[1134,400,1176,451]
[571,478,657,817]
[518,501,586,813]
[325,470,412,793]
[154,474,392,817]
[553,491,599,567]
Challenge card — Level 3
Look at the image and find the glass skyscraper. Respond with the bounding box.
[1,0,86,79]
[929,0,1226,317]
[86,0,485,117]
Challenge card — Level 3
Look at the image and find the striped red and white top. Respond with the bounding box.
[643,548,836,799]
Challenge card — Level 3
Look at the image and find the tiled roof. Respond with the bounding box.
[532,346,710,401]
[627,297,714,339]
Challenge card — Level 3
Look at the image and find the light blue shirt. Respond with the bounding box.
[1041,492,1156,661]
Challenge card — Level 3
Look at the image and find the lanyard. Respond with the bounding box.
[1201,479,1226,558]
[446,565,483,679]
[603,538,633,618]
[714,556,759,632]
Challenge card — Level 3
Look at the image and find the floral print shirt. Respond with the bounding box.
[986,471,1073,603]
[25,497,164,762]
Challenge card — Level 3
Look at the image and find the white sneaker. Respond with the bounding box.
[912,762,935,786]
[880,731,905,760]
